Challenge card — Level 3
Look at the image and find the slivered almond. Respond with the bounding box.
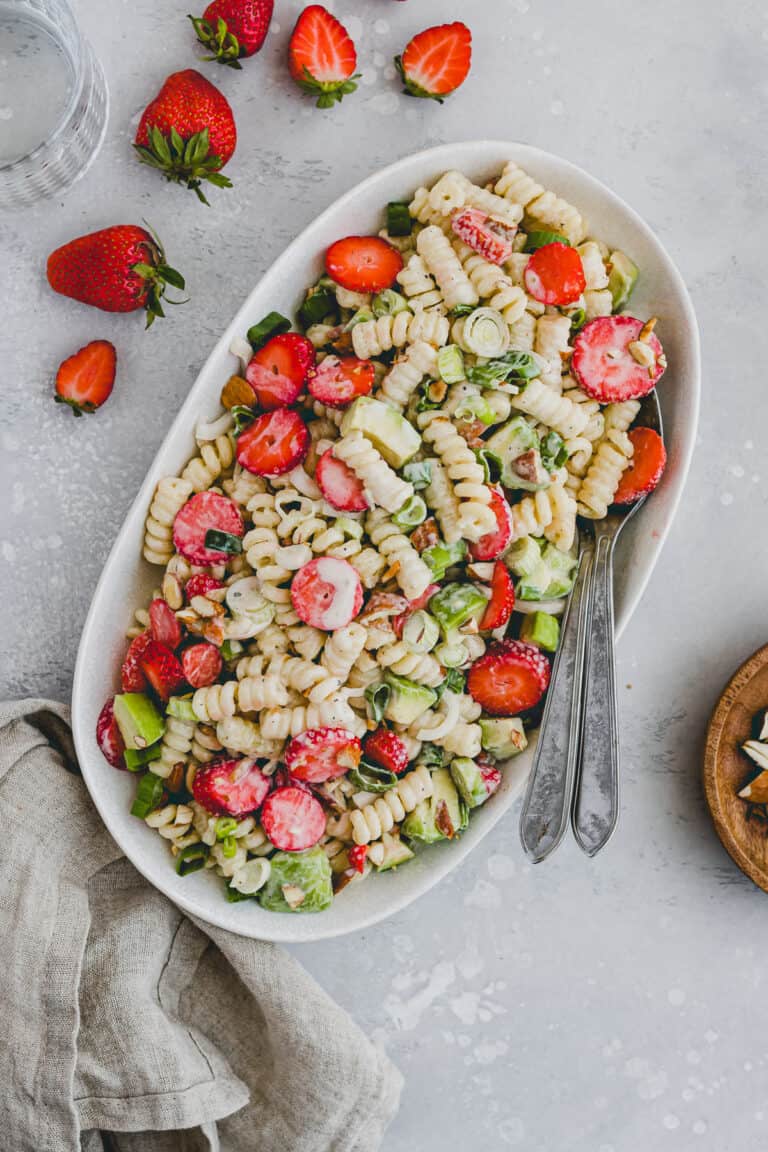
[221,374,254,410]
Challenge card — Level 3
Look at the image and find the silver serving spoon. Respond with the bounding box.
[520,389,663,862]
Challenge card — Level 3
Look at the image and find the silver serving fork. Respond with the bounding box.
[520,390,663,862]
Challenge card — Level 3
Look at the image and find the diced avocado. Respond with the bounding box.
[403,768,464,841]
[505,536,544,579]
[608,250,639,312]
[450,757,490,809]
[373,833,416,871]
[517,542,578,600]
[383,672,437,725]
[124,741,163,771]
[113,693,165,751]
[484,417,548,491]
[519,611,560,652]
[402,799,444,844]
[429,583,487,632]
[479,717,528,759]
[257,848,333,914]
[166,696,197,724]
[341,396,421,468]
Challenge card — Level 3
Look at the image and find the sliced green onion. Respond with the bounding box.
[402,461,432,490]
[524,230,571,252]
[386,201,412,237]
[416,742,444,769]
[435,639,467,668]
[220,639,244,662]
[176,843,209,876]
[539,430,569,472]
[455,394,495,425]
[124,742,163,771]
[216,817,238,841]
[415,380,445,413]
[392,494,428,530]
[365,681,390,724]
[455,307,509,357]
[467,350,540,389]
[344,306,375,331]
[220,834,238,858]
[349,760,399,793]
[437,344,465,384]
[299,285,337,328]
[449,303,475,318]
[131,772,165,819]
[436,667,467,698]
[567,305,586,332]
[166,696,197,724]
[372,289,409,317]
[335,516,364,540]
[422,538,467,580]
[231,404,255,435]
[477,448,503,485]
[204,529,243,554]
[246,311,291,350]
[402,610,440,653]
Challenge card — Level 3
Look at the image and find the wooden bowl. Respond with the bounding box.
[704,644,768,891]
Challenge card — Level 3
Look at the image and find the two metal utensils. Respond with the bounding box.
[519,391,663,862]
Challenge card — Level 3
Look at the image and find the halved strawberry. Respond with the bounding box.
[192,756,271,816]
[363,728,410,775]
[139,639,186,702]
[348,844,368,873]
[325,237,403,294]
[479,561,515,631]
[185,573,225,600]
[571,316,666,402]
[173,490,244,566]
[54,340,116,416]
[467,640,550,716]
[288,5,359,109]
[613,427,666,504]
[316,447,369,511]
[182,642,223,688]
[469,487,512,561]
[291,556,363,630]
[96,697,126,769]
[121,633,154,692]
[149,598,182,649]
[524,242,585,306]
[308,355,375,408]
[451,207,515,265]
[395,22,472,102]
[261,785,326,850]
[246,332,315,410]
[285,727,361,783]
[236,407,309,476]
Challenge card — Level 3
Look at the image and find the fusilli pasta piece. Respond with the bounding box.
[577,429,634,519]
[349,765,434,845]
[181,433,236,492]
[260,699,366,741]
[453,242,527,323]
[365,508,434,601]
[143,477,193,566]
[148,715,196,780]
[216,715,283,758]
[417,226,478,310]
[333,431,413,514]
[396,253,444,312]
[525,189,588,246]
[351,312,449,359]
[494,160,545,211]
[378,340,439,409]
[417,412,495,540]
[534,314,572,388]
[146,804,197,852]
[321,623,368,681]
[509,484,577,551]
[375,639,443,687]
[424,456,462,545]
[511,377,590,440]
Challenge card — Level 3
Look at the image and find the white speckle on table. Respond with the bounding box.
[373,19,388,35]
[373,51,386,68]
[745,439,754,449]
[361,71,377,87]
[464,879,501,909]
[550,99,564,115]
[744,1060,753,1071]
[471,1039,509,1066]
[663,1114,680,1131]
[341,15,363,42]
[705,1030,719,1044]
[456,939,484,980]
[1,541,16,563]
[450,991,480,1025]
[0,106,12,120]
[693,1120,708,1135]
[720,492,734,506]
[687,1049,701,1064]
[368,91,399,116]
[270,20,280,34]
[487,853,516,880]
[498,1117,525,1145]
[383,961,455,1031]
[667,987,686,1006]
[729,464,745,477]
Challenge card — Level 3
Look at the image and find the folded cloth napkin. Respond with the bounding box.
[0,699,402,1152]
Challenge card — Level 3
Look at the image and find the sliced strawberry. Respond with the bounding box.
[192,756,271,817]
[96,697,126,769]
[291,556,363,630]
[121,633,153,692]
[524,242,585,306]
[479,760,502,797]
[571,316,666,402]
[285,726,361,783]
[185,573,225,600]
[246,333,315,410]
[139,639,186,702]
[182,642,223,688]
[261,785,326,850]
[316,447,369,511]
[479,561,515,631]
[149,598,182,649]
[469,487,513,561]
[395,22,472,101]
[173,490,244,566]
[288,5,359,109]
[308,355,375,409]
[54,340,116,416]
[363,728,410,775]
[348,844,368,873]
[451,207,515,265]
[613,427,666,504]
[325,236,403,294]
[236,407,309,476]
[467,640,550,716]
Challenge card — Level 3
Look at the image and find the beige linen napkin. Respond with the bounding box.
[0,699,402,1152]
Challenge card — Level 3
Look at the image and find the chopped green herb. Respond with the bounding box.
[365,681,391,724]
[467,350,540,388]
[246,311,291,350]
[386,201,412,237]
[216,817,238,841]
[204,529,243,554]
[130,772,165,819]
[176,843,209,876]
[231,404,255,435]
[298,285,336,328]
[449,303,475,318]
[524,230,571,252]
[402,461,433,490]
[372,288,409,317]
[477,448,503,485]
[349,760,400,793]
[539,430,569,472]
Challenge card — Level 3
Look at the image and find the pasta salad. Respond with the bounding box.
[96,160,667,913]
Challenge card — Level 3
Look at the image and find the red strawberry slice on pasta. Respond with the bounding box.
[149,598,182,649]
[261,785,326,850]
[524,242,585,306]
[467,640,550,716]
[284,727,361,783]
[613,427,666,504]
[316,448,369,511]
[451,207,515,265]
[291,556,363,631]
[121,632,154,692]
[139,640,186,702]
[182,642,223,688]
[236,407,309,476]
[246,332,315,410]
[479,561,515,631]
[325,236,403,294]
[192,757,271,816]
[571,315,666,402]
[173,490,244,566]
[468,487,512,561]
[307,355,375,409]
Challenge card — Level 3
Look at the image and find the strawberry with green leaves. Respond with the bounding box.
[47,224,184,326]
[288,6,359,109]
[134,69,237,203]
[54,340,116,416]
[395,22,472,102]
[189,0,273,68]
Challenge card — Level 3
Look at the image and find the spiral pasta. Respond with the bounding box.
[349,765,435,845]
[509,484,577,552]
[181,433,236,493]
[145,804,197,852]
[417,226,478,310]
[512,377,589,440]
[379,340,439,410]
[577,241,609,290]
[321,623,367,681]
[424,456,462,545]
[237,673,289,711]
[584,289,613,320]
[375,639,443,687]
[577,429,635,519]
[365,509,433,600]
[190,724,222,764]
[453,242,527,324]
[216,715,281,758]
[260,698,365,742]
[333,431,413,514]
[396,254,444,312]
[409,186,451,230]
[148,716,196,780]
[192,682,238,723]
[525,189,588,246]
[494,160,545,210]
[417,412,496,540]
[507,309,537,352]
[143,477,194,565]
[351,312,449,359]
[534,314,572,387]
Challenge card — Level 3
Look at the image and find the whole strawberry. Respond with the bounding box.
[189,0,273,68]
[46,224,184,327]
[134,69,237,203]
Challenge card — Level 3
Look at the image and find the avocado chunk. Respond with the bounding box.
[402,767,464,842]
[608,250,639,312]
[383,672,437,725]
[402,799,444,844]
[516,540,578,600]
[113,693,165,751]
[166,695,197,723]
[124,742,163,771]
[257,847,333,914]
[505,536,543,579]
[479,717,528,759]
[484,417,549,491]
[373,833,416,871]
[450,757,491,809]
[341,396,421,468]
[519,611,560,652]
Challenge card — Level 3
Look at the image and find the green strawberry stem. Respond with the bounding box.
[132,225,187,328]
[393,55,447,104]
[133,124,233,206]
[187,15,243,69]
[297,66,360,109]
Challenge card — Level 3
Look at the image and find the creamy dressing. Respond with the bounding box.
[315,557,361,630]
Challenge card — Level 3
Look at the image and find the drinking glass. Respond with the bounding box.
[0,0,108,209]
